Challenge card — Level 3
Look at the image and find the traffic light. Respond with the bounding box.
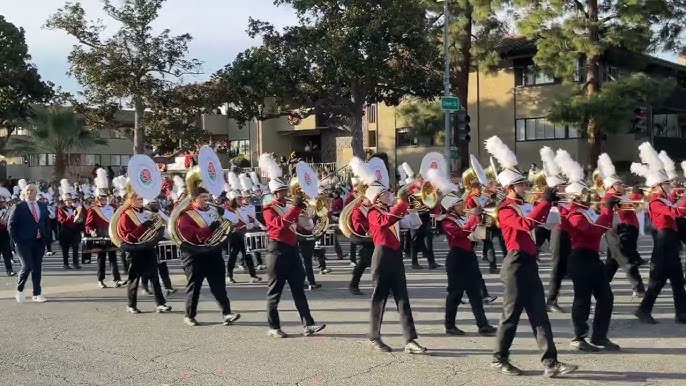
[454,109,471,144]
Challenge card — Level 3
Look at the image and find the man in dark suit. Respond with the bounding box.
[8,183,50,303]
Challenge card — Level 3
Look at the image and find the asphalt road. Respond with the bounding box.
[1,235,685,386]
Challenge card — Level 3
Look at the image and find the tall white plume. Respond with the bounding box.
[630,162,650,177]
[658,150,676,174]
[59,179,70,196]
[95,168,109,189]
[258,153,282,179]
[539,146,562,176]
[239,173,253,191]
[397,164,408,182]
[249,171,261,186]
[555,149,584,183]
[638,142,664,171]
[597,153,616,177]
[18,179,28,191]
[113,176,127,190]
[484,136,518,169]
[227,172,241,191]
[427,169,459,194]
[173,175,186,193]
[401,162,414,179]
[349,157,375,185]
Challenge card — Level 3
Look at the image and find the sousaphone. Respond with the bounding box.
[290,161,329,237]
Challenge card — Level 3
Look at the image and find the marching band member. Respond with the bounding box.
[0,190,16,276]
[259,154,325,338]
[431,171,497,337]
[41,192,56,256]
[399,163,437,270]
[139,198,176,295]
[544,150,573,313]
[346,177,360,266]
[226,186,261,283]
[176,183,239,327]
[557,151,620,352]
[241,174,267,270]
[57,179,82,270]
[630,143,686,324]
[485,136,577,377]
[86,168,123,289]
[598,153,645,297]
[116,184,171,314]
[347,159,376,295]
[365,178,426,354]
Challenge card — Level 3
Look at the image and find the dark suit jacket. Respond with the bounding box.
[8,201,50,244]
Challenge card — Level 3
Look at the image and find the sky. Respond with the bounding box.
[2,0,300,94]
[2,0,682,96]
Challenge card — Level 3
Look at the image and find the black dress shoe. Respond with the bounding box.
[590,337,620,351]
[634,309,658,324]
[349,287,364,296]
[74,264,82,270]
[478,325,497,336]
[370,339,392,352]
[543,361,578,378]
[429,263,440,269]
[184,317,199,326]
[489,267,499,274]
[674,316,686,324]
[63,265,72,270]
[570,338,599,352]
[411,263,423,269]
[491,360,522,376]
[445,327,465,336]
[223,313,241,325]
[404,340,428,354]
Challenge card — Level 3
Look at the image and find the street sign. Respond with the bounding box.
[450,148,459,159]
[441,96,460,112]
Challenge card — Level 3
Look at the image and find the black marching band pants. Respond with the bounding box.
[638,229,686,319]
[266,241,315,329]
[227,232,257,278]
[59,228,81,267]
[547,228,571,304]
[141,261,173,291]
[483,225,507,271]
[493,250,558,367]
[534,226,551,250]
[411,213,436,266]
[350,240,374,289]
[369,245,418,343]
[97,251,121,282]
[605,224,645,293]
[126,248,166,308]
[298,237,319,285]
[568,248,614,341]
[0,231,14,272]
[445,247,490,329]
[182,247,232,319]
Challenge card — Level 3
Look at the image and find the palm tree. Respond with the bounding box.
[11,105,108,181]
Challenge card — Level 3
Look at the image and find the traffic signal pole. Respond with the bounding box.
[442,0,452,175]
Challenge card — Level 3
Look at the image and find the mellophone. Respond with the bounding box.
[81,237,118,253]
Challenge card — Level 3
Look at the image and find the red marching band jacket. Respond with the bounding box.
[648,192,686,231]
[351,204,370,236]
[177,204,215,244]
[262,200,302,247]
[85,205,113,235]
[565,203,614,252]
[116,206,152,244]
[497,197,552,256]
[601,192,638,228]
[442,213,480,252]
[57,206,82,230]
[367,200,410,251]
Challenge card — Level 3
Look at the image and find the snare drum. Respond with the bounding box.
[81,237,117,253]
[244,232,268,252]
[156,240,180,261]
[320,229,336,246]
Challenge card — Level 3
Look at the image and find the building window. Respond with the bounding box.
[653,114,683,138]
[367,105,377,123]
[110,154,130,166]
[396,128,415,147]
[0,127,30,137]
[368,130,377,148]
[110,129,126,139]
[515,118,581,141]
[82,154,101,166]
[515,65,555,86]
[229,140,250,157]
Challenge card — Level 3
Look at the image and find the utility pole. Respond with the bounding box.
[442,0,452,175]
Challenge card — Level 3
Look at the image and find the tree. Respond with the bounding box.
[9,106,108,181]
[397,99,444,140]
[0,16,54,154]
[145,82,221,154]
[514,0,686,168]
[418,0,509,167]
[214,0,442,158]
[45,0,202,154]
